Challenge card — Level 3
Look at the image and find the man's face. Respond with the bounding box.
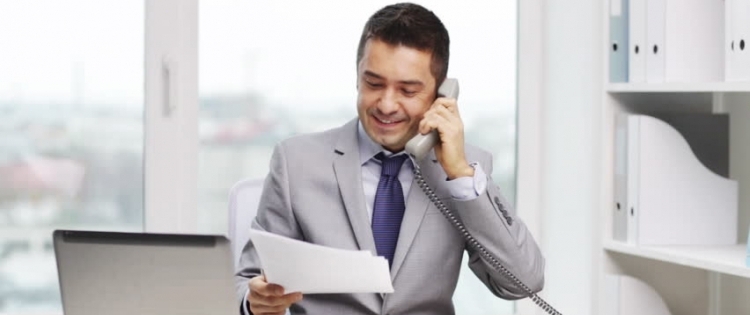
[357,39,437,152]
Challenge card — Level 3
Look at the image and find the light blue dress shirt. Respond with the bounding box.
[356,122,487,219]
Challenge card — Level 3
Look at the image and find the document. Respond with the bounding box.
[248,229,395,294]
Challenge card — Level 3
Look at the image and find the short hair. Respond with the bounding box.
[356,3,450,85]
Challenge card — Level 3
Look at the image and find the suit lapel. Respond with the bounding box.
[390,153,441,281]
[331,119,378,256]
[331,120,442,284]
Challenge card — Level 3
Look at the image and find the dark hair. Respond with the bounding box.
[356,3,450,84]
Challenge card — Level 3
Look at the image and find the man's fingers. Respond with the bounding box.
[249,291,303,315]
[265,283,285,296]
[250,303,288,315]
[250,303,289,314]
[419,109,452,135]
[251,291,302,306]
[432,103,461,124]
[248,276,285,297]
[433,97,458,114]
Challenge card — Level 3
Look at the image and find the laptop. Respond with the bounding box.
[53,230,238,315]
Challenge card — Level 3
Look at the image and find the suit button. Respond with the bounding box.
[494,196,505,210]
[498,207,512,225]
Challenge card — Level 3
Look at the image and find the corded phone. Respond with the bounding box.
[404,79,562,315]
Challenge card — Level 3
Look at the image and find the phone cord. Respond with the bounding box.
[412,167,562,315]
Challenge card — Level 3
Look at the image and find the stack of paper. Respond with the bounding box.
[248,229,394,294]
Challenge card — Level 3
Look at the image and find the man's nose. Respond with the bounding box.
[377,89,399,114]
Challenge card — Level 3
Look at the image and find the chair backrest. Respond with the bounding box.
[227,178,265,268]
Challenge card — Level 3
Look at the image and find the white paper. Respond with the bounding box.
[248,229,394,294]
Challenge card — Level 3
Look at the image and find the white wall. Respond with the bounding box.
[515,0,545,313]
[538,0,602,313]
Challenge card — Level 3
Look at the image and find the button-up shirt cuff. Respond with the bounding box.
[243,288,251,315]
[445,162,487,201]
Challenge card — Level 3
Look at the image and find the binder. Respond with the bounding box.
[604,274,621,315]
[613,115,629,242]
[610,0,629,82]
[645,0,666,83]
[628,0,647,82]
[625,116,639,245]
[734,0,750,81]
[617,115,737,246]
[605,274,672,315]
[726,0,738,81]
[613,114,643,245]
[645,0,724,82]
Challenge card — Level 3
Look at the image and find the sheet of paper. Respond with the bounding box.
[248,229,394,294]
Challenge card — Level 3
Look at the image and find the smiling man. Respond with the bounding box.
[235,3,545,315]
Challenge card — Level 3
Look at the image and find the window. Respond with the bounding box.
[0,1,523,313]
[199,1,517,313]
[0,1,144,313]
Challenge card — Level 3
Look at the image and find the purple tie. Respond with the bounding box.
[371,153,408,267]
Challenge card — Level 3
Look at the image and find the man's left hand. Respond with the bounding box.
[418,96,474,180]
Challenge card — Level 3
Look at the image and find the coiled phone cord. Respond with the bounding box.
[412,167,563,315]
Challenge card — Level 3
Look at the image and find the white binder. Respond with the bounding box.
[613,114,639,244]
[605,274,672,315]
[613,115,630,242]
[725,0,738,81]
[628,0,647,83]
[624,115,737,246]
[734,0,750,81]
[645,0,724,83]
[626,116,639,245]
[645,0,666,83]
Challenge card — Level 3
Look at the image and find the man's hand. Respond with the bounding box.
[247,275,303,315]
[418,97,474,179]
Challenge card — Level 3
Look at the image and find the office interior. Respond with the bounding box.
[2,0,750,314]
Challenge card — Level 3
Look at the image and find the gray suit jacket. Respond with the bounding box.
[235,119,544,315]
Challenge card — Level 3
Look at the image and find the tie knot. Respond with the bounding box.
[376,153,408,177]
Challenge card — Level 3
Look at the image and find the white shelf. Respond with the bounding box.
[607,82,750,93]
[603,240,750,279]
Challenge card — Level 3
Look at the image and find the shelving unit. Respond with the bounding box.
[599,2,750,315]
[608,82,750,93]
[600,91,750,315]
[604,241,750,279]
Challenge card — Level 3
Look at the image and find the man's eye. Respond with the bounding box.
[402,89,417,96]
[366,81,383,88]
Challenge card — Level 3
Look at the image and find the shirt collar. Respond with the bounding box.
[357,121,413,166]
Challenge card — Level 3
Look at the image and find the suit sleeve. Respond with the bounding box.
[451,152,545,300]
[234,143,302,311]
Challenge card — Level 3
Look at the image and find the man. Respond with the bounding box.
[235,3,544,315]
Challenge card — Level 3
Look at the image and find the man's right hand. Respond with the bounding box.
[247,275,303,315]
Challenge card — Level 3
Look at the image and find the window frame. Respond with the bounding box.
[144,0,199,233]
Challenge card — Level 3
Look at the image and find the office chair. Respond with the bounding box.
[227,178,264,268]
[228,179,294,315]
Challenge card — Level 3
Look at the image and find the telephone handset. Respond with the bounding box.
[405,79,562,315]
[405,78,460,161]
